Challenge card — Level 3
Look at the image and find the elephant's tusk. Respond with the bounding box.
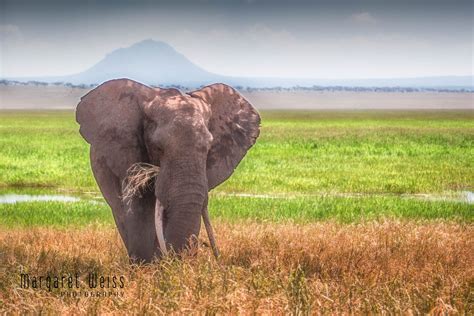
[202,206,220,259]
[154,199,168,256]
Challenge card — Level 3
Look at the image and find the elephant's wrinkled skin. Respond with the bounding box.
[76,79,260,263]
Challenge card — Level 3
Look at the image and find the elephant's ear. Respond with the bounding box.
[189,83,261,189]
[76,79,154,179]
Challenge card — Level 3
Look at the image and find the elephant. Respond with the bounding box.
[76,79,260,263]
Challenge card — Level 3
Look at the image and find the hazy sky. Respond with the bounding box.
[0,0,472,79]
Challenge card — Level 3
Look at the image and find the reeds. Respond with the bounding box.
[1,220,472,314]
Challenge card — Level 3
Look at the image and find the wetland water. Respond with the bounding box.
[0,190,473,204]
[0,194,80,204]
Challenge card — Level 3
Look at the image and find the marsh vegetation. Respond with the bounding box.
[0,110,472,313]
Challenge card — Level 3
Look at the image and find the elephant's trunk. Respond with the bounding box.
[160,159,207,254]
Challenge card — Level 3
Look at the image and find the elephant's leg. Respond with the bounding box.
[91,147,159,263]
[90,147,129,247]
[123,193,158,263]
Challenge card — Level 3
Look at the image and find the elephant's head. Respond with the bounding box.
[76,79,260,263]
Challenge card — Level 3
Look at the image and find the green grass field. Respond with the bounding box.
[1,109,473,314]
[0,110,473,225]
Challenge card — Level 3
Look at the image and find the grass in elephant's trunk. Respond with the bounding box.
[0,221,472,314]
[122,163,160,202]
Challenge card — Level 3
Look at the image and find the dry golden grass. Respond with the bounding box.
[0,221,473,314]
[122,162,160,203]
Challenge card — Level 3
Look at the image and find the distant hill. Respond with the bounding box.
[4,39,473,89]
[19,40,224,87]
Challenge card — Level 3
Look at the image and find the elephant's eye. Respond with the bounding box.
[151,138,164,155]
[155,145,164,155]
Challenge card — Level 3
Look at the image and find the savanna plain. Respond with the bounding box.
[0,109,473,314]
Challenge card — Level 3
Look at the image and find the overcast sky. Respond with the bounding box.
[0,0,472,79]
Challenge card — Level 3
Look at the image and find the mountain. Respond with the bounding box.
[4,39,473,89]
[43,39,223,86]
